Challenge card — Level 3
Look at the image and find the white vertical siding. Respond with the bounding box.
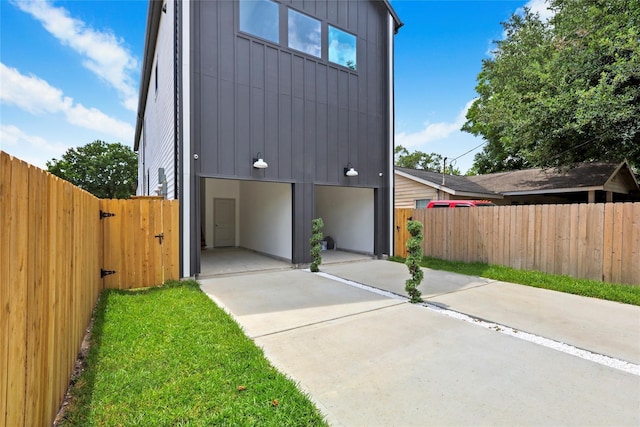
[138,0,176,198]
[136,127,145,195]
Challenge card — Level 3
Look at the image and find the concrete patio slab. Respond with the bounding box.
[429,280,640,365]
[199,269,402,338]
[322,260,640,364]
[199,260,640,426]
[322,260,493,298]
[257,302,639,427]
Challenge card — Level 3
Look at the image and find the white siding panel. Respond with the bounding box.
[140,0,176,198]
[136,127,145,195]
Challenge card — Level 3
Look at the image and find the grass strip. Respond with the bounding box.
[389,256,640,306]
[59,280,327,426]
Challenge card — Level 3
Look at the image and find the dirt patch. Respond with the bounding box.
[53,314,95,426]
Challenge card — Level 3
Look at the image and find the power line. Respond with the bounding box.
[451,140,487,162]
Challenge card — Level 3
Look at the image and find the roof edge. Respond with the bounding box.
[502,186,604,196]
[381,0,403,32]
[604,160,640,190]
[134,0,163,151]
[395,169,502,198]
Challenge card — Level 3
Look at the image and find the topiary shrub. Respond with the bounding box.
[405,220,424,303]
[310,218,324,272]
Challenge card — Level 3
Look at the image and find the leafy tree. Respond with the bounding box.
[463,0,640,173]
[394,145,461,175]
[47,140,138,199]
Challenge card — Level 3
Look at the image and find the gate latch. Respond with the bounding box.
[155,233,164,244]
[100,210,116,219]
[101,269,116,278]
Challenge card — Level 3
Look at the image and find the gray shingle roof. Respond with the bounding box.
[395,167,499,196]
[467,162,631,193]
[395,161,638,196]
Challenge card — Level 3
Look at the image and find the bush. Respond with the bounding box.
[310,218,324,272]
[405,220,424,303]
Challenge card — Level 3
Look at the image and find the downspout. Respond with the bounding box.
[180,0,191,277]
[388,13,395,257]
[174,0,180,201]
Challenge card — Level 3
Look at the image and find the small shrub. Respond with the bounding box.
[310,218,324,272]
[405,220,424,303]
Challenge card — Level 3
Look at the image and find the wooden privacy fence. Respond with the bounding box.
[0,152,179,427]
[395,203,640,286]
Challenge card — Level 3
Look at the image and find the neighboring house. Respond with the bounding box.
[135,0,402,276]
[395,167,501,208]
[395,161,640,208]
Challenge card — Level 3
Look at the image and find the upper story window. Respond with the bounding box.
[328,26,357,70]
[238,1,358,72]
[239,0,279,44]
[288,9,321,58]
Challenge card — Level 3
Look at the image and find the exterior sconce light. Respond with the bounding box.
[344,163,358,177]
[253,153,268,169]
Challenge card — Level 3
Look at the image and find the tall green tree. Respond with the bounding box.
[47,140,138,199]
[394,145,461,175]
[463,0,640,173]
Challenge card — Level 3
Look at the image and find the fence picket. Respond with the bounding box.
[399,203,640,285]
[0,152,11,427]
[6,156,29,426]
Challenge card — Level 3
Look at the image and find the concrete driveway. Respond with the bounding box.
[199,260,640,426]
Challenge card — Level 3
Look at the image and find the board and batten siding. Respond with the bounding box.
[191,0,391,187]
[395,174,437,208]
[137,0,176,198]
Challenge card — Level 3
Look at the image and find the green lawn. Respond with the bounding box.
[59,281,327,426]
[389,256,640,306]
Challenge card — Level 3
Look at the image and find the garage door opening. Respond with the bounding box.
[315,185,375,256]
[200,178,292,276]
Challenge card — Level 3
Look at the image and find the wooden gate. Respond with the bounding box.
[394,208,413,258]
[100,197,179,289]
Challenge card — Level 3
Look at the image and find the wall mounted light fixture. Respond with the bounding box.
[344,163,358,177]
[253,153,268,169]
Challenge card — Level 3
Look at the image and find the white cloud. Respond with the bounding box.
[395,99,475,148]
[65,104,134,140]
[520,0,555,22]
[11,0,139,111]
[486,0,555,57]
[0,63,134,141]
[0,125,68,168]
[0,63,72,114]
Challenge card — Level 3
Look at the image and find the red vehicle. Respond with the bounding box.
[426,200,496,208]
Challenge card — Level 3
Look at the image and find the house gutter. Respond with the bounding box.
[134,0,163,151]
[387,12,394,256]
[503,186,604,196]
[381,0,403,33]
[181,0,191,277]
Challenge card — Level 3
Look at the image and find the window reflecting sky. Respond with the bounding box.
[239,0,279,43]
[329,26,356,70]
[288,9,321,57]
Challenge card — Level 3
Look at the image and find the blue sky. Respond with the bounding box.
[1,0,551,173]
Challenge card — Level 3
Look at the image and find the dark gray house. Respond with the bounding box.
[135,0,402,276]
